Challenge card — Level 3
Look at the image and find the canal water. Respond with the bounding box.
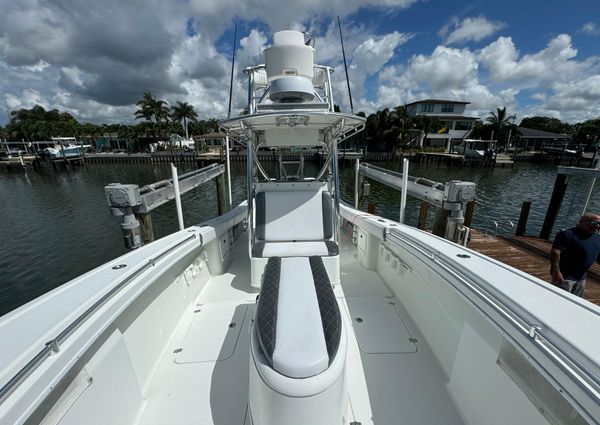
[1,160,599,316]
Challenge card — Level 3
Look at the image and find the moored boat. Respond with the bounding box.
[39,137,90,159]
[452,139,497,158]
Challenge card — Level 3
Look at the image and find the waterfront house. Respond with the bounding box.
[513,127,570,151]
[405,99,478,151]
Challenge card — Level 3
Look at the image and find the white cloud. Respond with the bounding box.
[0,0,420,125]
[479,34,585,84]
[186,0,417,40]
[580,22,600,35]
[407,46,479,91]
[441,16,506,45]
[531,75,600,122]
[347,31,412,102]
[1,0,600,127]
[375,32,600,123]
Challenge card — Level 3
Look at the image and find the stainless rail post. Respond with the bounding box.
[400,158,409,224]
[171,163,184,231]
[354,158,360,209]
[225,135,233,209]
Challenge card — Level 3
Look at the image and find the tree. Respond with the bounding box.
[485,107,517,146]
[154,101,171,141]
[572,119,600,149]
[390,105,412,149]
[7,105,80,141]
[135,92,156,124]
[412,115,442,147]
[171,101,198,140]
[519,116,571,135]
[135,91,170,144]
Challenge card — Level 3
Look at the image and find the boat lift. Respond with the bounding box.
[355,161,476,243]
[105,163,226,249]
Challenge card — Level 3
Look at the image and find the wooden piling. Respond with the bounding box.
[540,174,568,240]
[136,212,154,243]
[431,207,450,237]
[216,172,229,215]
[516,201,531,236]
[464,200,475,228]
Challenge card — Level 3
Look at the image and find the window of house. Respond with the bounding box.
[455,121,472,130]
[420,103,434,113]
[441,104,454,113]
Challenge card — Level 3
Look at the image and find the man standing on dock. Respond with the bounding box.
[550,213,600,297]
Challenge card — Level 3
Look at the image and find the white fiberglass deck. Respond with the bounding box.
[136,228,465,425]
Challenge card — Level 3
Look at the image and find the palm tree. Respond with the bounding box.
[135,92,170,144]
[486,107,516,146]
[154,101,171,143]
[412,115,442,147]
[135,92,156,123]
[171,102,198,141]
[390,104,413,149]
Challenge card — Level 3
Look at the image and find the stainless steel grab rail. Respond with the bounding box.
[385,229,600,406]
[0,233,199,405]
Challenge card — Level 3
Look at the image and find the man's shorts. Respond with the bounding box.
[553,278,586,297]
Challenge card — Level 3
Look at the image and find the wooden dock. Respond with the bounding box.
[468,230,600,305]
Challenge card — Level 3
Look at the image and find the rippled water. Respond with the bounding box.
[1,160,598,316]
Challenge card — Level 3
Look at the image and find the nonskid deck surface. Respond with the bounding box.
[137,232,465,425]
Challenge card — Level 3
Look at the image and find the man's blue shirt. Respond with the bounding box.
[552,228,600,280]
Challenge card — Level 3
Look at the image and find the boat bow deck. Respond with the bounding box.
[136,230,464,425]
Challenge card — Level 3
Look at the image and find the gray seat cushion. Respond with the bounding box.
[253,190,336,259]
[255,256,342,378]
[255,191,333,242]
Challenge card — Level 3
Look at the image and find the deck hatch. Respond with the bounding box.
[174,303,248,363]
[346,297,417,354]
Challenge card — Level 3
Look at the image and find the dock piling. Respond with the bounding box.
[516,201,532,236]
[464,201,475,228]
[540,174,568,240]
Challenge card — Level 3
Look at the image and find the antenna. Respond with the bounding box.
[227,24,238,118]
[337,16,354,114]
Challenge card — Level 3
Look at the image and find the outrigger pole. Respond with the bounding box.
[337,16,354,115]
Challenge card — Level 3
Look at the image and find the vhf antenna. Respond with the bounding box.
[337,16,354,114]
[227,24,238,118]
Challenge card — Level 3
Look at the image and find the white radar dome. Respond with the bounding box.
[264,30,315,103]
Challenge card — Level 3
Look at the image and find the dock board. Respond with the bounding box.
[467,230,600,306]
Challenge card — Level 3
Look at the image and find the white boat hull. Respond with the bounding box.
[1,202,598,425]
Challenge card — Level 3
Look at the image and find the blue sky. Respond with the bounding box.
[1,0,600,125]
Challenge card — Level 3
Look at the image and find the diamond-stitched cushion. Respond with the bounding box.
[255,256,342,378]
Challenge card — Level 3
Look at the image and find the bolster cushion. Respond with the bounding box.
[255,256,341,378]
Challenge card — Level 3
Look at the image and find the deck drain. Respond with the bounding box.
[229,322,237,328]
[409,338,418,343]
[355,317,363,323]
[173,348,183,354]
[456,254,471,259]
[112,264,127,270]
[388,301,396,306]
